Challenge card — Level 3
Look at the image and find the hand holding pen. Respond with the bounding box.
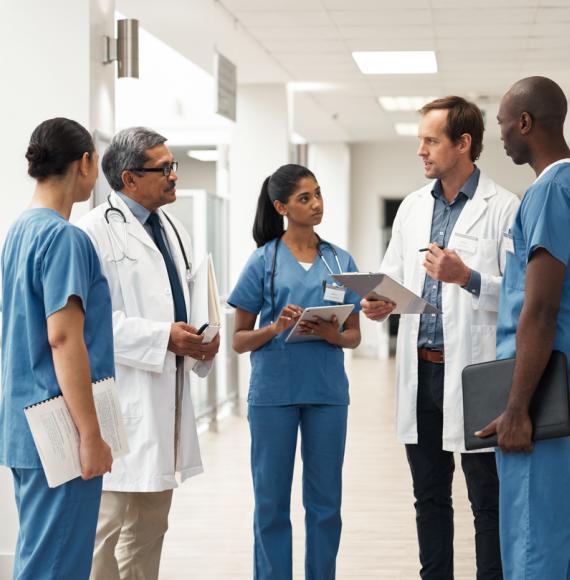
[420,243,471,285]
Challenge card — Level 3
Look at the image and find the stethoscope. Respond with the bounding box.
[105,194,193,282]
[270,234,343,322]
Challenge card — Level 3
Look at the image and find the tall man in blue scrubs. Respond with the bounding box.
[477,76,570,579]
[362,97,519,579]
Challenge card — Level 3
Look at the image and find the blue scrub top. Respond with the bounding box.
[497,163,570,363]
[228,238,361,406]
[0,209,115,468]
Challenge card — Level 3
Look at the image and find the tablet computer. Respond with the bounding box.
[285,304,355,344]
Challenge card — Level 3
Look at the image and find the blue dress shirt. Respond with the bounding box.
[417,167,482,350]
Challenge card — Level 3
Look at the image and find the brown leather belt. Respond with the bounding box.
[418,348,444,364]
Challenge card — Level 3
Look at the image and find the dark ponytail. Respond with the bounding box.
[252,164,316,247]
[26,117,94,181]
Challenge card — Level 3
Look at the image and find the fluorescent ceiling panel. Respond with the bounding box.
[394,122,419,136]
[187,150,218,162]
[379,96,437,111]
[352,51,437,74]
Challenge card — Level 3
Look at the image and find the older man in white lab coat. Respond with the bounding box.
[78,127,219,580]
[362,97,519,580]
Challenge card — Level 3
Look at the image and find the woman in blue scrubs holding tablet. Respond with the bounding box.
[228,164,361,579]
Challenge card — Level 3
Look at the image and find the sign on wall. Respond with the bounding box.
[215,52,237,122]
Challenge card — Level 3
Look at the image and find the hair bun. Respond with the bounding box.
[25,143,50,164]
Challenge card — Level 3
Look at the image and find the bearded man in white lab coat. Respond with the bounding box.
[362,97,519,580]
[78,127,219,580]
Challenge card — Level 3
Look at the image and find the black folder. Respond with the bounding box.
[462,351,570,451]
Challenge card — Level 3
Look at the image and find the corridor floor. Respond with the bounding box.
[161,357,477,579]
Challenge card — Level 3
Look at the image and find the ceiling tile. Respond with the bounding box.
[330,9,432,26]
[222,0,322,9]
[534,7,570,22]
[433,8,535,24]
[338,25,435,40]
[248,26,339,40]
[263,39,347,53]
[323,0,430,7]
[235,10,332,26]
[435,23,532,37]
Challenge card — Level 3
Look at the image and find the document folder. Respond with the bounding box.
[462,351,570,451]
[332,273,439,314]
[188,254,221,365]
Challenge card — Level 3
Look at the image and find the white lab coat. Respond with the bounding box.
[78,192,208,491]
[381,172,520,452]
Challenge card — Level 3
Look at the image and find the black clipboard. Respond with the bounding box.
[462,350,570,450]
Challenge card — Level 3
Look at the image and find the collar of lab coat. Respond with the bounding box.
[110,191,159,254]
[416,171,498,239]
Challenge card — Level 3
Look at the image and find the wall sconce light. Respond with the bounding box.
[102,19,139,78]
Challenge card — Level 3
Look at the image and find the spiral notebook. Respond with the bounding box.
[24,377,129,487]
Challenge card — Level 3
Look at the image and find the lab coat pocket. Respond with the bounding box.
[249,350,291,404]
[471,325,496,364]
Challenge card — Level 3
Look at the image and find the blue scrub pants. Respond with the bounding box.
[11,468,102,580]
[496,436,570,580]
[248,404,348,580]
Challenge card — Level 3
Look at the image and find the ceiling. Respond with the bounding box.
[118,0,570,142]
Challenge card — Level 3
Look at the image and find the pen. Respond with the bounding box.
[419,244,443,252]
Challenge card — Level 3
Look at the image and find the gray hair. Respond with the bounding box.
[102,127,167,191]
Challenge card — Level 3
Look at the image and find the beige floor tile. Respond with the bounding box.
[160,358,478,579]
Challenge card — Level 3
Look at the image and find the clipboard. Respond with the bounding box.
[332,272,439,315]
[462,351,570,451]
[285,304,355,344]
[188,254,221,364]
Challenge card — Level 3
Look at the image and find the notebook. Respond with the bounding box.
[24,377,129,487]
[188,254,222,363]
[462,351,570,451]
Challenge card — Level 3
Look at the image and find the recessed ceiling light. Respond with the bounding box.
[379,96,437,111]
[291,132,307,144]
[187,149,218,162]
[394,123,419,137]
[353,51,437,75]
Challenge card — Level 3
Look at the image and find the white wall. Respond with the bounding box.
[229,84,290,285]
[308,143,351,250]
[0,1,115,574]
[170,153,217,193]
[229,84,290,413]
[349,138,535,356]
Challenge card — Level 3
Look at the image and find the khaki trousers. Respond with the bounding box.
[90,489,174,580]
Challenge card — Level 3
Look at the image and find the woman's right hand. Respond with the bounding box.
[79,435,113,480]
[271,304,303,335]
[361,298,396,321]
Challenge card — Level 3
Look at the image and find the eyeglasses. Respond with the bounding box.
[131,161,178,177]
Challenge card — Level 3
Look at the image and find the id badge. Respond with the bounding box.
[503,230,515,254]
[323,283,346,304]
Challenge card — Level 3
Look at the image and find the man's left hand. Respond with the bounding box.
[186,331,220,362]
[475,407,533,453]
[423,243,471,286]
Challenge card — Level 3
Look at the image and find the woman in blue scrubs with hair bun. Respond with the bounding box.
[228,163,361,579]
[0,118,114,579]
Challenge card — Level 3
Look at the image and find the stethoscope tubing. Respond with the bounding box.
[270,234,342,323]
[105,194,192,280]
